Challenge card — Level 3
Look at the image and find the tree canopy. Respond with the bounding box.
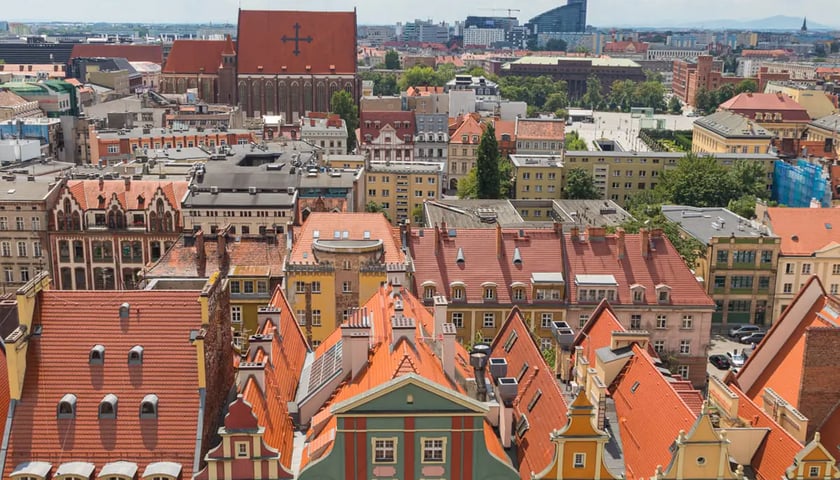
[564,168,600,199]
[457,168,478,199]
[565,131,588,151]
[476,124,502,199]
[656,154,740,207]
[397,65,455,91]
[330,90,358,153]
[581,74,605,110]
[384,50,400,69]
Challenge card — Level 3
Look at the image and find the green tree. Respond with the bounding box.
[581,74,605,110]
[543,91,569,112]
[729,160,768,198]
[365,202,391,222]
[476,124,502,199]
[618,201,706,266]
[398,65,442,91]
[466,66,487,77]
[727,195,758,219]
[330,90,358,153]
[565,168,600,199]
[668,96,683,115]
[714,83,736,106]
[634,80,666,111]
[436,63,457,83]
[384,49,400,69]
[609,79,636,112]
[411,204,425,225]
[574,45,591,54]
[545,38,568,51]
[694,88,713,115]
[655,154,740,207]
[565,131,588,151]
[734,79,758,94]
[457,168,478,199]
[359,71,399,96]
[644,70,664,83]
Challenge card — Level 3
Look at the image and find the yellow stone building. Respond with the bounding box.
[692,111,773,155]
[364,161,444,225]
[284,212,409,345]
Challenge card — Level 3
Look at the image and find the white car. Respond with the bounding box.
[727,351,747,368]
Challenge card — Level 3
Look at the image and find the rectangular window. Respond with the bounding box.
[802,263,811,274]
[677,365,690,378]
[833,264,840,275]
[484,287,495,300]
[295,281,306,293]
[656,315,667,329]
[758,276,770,289]
[452,288,464,300]
[236,441,249,458]
[32,217,40,230]
[483,313,495,328]
[732,250,756,264]
[682,315,693,329]
[541,313,553,328]
[679,340,690,354]
[1,242,10,257]
[344,281,353,294]
[311,281,321,293]
[527,389,543,412]
[422,438,445,463]
[630,314,641,329]
[714,276,726,288]
[831,284,839,295]
[231,306,242,324]
[243,281,254,294]
[0,217,6,230]
[3,267,12,283]
[17,241,26,257]
[230,281,240,294]
[579,314,588,328]
[373,438,396,464]
[809,467,820,477]
[296,309,306,326]
[730,276,754,289]
[513,288,524,301]
[312,310,322,326]
[573,453,586,468]
[653,340,665,353]
[451,312,464,328]
[716,250,728,264]
[785,263,794,274]
[33,241,42,257]
[15,217,24,230]
[760,250,773,264]
[20,267,29,283]
[257,281,268,294]
[783,283,793,294]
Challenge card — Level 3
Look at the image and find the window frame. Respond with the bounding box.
[573,452,586,468]
[421,437,447,464]
[372,437,397,464]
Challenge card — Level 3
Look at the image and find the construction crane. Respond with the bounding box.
[479,8,522,18]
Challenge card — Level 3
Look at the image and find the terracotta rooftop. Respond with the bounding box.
[0,89,32,106]
[408,226,565,304]
[0,346,8,451]
[490,307,569,478]
[66,179,189,211]
[70,44,163,64]
[515,118,566,142]
[162,39,229,74]
[5,290,204,478]
[236,10,356,75]
[603,41,649,54]
[239,287,310,474]
[144,235,221,279]
[565,230,715,307]
[289,212,405,265]
[228,236,285,277]
[493,119,516,142]
[296,196,347,223]
[611,344,699,480]
[359,110,416,143]
[764,207,840,255]
[574,300,627,368]
[718,93,811,123]
[405,86,445,96]
[449,114,485,144]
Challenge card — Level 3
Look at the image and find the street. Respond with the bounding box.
[706,333,755,381]
[567,111,698,152]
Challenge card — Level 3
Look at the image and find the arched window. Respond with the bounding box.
[237,81,249,112]
[57,393,77,418]
[290,82,301,116]
[316,81,327,112]
[303,81,313,113]
[107,207,125,229]
[265,81,275,115]
[164,212,173,233]
[99,394,118,419]
[278,81,287,117]
[251,81,262,114]
[140,394,159,419]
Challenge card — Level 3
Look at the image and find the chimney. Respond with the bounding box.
[496,223,503,259]
[433,295,448,338]
[553,220,563,235]
[496,377,518,449]
[99,176,105,189]
[586,226,606,241]
[640,228,650,259]
[341,310,371,378]
[257,306,280,333]
[570,225,580,241]
[434,223,441,256]
[195,231,206,277]
[391,312,416,350]
[405,219,412,246]
[247,333,273,363]
[124,176,131,190]
[217,229,227,259]
[239,361,266,393]
[617,227,626,260]
[441,323,457,381]
[440,220,448,237]
[470,344,491,402]
[489,357,508,381]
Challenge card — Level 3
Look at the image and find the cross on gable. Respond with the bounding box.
[281,23,313,56]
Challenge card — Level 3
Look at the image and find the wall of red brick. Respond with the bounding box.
[799,328,840,439]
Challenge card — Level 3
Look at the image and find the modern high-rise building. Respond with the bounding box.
[526,0,587,34]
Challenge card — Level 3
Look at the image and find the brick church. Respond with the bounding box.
[161,9,358,121]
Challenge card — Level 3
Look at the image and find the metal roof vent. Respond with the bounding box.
[119,302,130,320]
[90,344,105,365]
[456,247,465,265]
[513,247,522,265]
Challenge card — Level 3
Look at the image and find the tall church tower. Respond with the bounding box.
[218,34,237,106]
[801,17,808,32]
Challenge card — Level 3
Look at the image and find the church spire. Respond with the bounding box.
[801,17,807,32]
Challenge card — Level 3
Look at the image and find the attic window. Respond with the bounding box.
[503,330,518,352]
[527,389,542,412]
[90,344,105,365]
[140,394,159,419]
[57,393,77,418]
[630,381,641,393]
[99,394,118,419]
[128,345,144,365]
[656,284,671,303]
[517,362,529,382]
[515,414,529,437]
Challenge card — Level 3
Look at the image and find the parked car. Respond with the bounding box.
[728,324,762,339]
[709,354,731,370]
[727,350,748,367]
[740,332,766,345]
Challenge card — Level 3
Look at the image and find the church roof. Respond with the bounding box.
[236,10,357,75]
[163,39,229,74]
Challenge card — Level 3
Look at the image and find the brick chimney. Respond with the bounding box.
[570,225,580,241]
[640,228,650,259]
[495,376,518,449]
[553,220,563,235]
[341,309,371,378]
[616,227,626,260]
[441,323,457,382]
[434,223,441,256]
[239,361,266,393]
[195,231,206,277]
[496,223,503,259]
[257,306,280,333]
[586,226,606,241]
[124,176,131,190]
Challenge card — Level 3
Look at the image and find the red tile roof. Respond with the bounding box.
[66,179,189,212]
[490,307,569,478]
[5,290,204,478]
[611,345,699,480]
[240,287,310,474]
[764,207,840,255]
[0,346,9,446]
[449,114,485,144]
[574,300,626,368]
[719,93,810,123]
[408,227,565,304]
[70,44,163,64]
[360,110,416,143]
[603,41,649,54]
[162,39,228,74]
[301,285,510,469]
[565,231,715,307]
[515,118,566,142]
[728,384,802,480]
[816,405,840,461]
[290,212,405,264]
[144,235,221,278]
[228,237,286,277]
[297,196,348,222]
[236,10,357,75]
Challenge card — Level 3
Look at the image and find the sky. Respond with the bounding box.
[3,0,839,28]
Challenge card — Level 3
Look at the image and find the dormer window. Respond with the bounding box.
[422,281,436,300]
[656,284,671,303]
[450,282,465,301]
[140,394,159,419]
[128,345,144,365]
[90,344,105,365]
[57,393,77,418]
[630,284,646,303]
[482,282,497,300]
[99,394,118,419]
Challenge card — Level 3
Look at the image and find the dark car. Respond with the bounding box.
[709,354,731,370]
[740,332,766,345]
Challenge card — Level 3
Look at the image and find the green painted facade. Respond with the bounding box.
[299,378,518,480]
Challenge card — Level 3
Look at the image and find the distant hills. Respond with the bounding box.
[672,15,835,31]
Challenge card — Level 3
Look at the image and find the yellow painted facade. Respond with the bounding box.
[228,271,274,337]
[447,304,566,348]
[364,162,443,225]
[692,124,771,155]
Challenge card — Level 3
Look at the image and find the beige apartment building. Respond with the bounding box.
[446,114,484,191]
[692,111,773,155]
[806,113,840,157]
[365,161,444,224]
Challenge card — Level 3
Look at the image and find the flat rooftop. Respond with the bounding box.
[661,205,775,244]
[510,154,564,168]
[504,56,641,68]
